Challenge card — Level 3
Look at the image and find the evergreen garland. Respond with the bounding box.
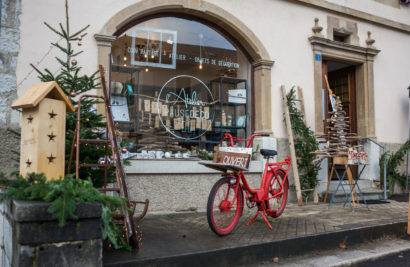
[0,173,130,249]
[380,139,410,196]
[286,87,321,197]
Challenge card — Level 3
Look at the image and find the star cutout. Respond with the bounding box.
[25,159,32,168]
[48,110,57,119]
[47,154,56,163]
[47,132,56,141]
[27,115,34,123]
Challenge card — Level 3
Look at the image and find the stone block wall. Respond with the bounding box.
[0,200,102,267]
[0,0,21,177]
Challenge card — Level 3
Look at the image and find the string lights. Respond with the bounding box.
[16,37,63,90]
[199,33,203,70]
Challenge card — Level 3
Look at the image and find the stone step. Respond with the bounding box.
[328,187,385,202]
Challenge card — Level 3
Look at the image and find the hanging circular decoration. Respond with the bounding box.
[157,75,215,140]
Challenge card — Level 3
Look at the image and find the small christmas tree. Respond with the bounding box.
[31,0,112,186]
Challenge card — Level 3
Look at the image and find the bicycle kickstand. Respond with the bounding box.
[247,209,273,229]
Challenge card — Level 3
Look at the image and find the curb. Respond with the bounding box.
[104,221,407,267]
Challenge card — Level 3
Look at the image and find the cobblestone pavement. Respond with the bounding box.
[104,200,408,265]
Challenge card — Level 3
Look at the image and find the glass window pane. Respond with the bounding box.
[110,17,251,159]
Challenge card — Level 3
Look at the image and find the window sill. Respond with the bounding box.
[124,159,264,174]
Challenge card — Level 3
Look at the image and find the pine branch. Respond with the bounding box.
[52,42,70,55]
[70,25,90,39]
[44,22,65,38]
[286,87,321,196]
[71,51,83,57]
[30,63,46,77]
[58,23,68,39]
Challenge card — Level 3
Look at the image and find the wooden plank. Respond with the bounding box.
[35,98,66,181]
[297,86,306,125]
[11,81,75,112]
[324,75,336,97]
[323,166,334,203]
[198,161,248,172]
[281,85,303,206]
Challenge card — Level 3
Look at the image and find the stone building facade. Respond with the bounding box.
[0,0,21,176]
[1,0,410,211]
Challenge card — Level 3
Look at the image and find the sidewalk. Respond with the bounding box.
[103,199,408,266]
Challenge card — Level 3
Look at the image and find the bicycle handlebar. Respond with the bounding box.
[220,133,270,148]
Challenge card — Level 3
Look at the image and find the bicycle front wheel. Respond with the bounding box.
[207,177,243,236]
[265,169,288,218]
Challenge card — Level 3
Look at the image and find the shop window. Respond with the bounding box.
[110,16,251,159]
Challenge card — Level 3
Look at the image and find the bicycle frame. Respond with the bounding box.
[230,157,291,204]
[220,133,291,229]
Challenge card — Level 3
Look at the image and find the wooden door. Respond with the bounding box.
[323,61,357,179]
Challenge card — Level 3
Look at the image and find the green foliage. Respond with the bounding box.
[286,87,321,197]
[0,173,130,249]
[31,0,112,187]
[380,139,410,196]
[192,146,214,160]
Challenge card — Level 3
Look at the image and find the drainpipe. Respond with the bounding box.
[406,85,410,193]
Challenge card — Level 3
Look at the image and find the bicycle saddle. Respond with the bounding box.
[260,149,277,157]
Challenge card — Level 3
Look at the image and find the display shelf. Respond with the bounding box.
[209,77,248,141]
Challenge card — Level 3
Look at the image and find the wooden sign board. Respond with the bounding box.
[213,147,252,169]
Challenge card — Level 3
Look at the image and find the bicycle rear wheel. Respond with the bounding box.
[265,169,288,218]
[207,177,243,236]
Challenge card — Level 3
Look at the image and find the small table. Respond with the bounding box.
[328,163,369,211]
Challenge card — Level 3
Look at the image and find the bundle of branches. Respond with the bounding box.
[380,139,410,196]
[312,96,361,163]
[286,87,321,196]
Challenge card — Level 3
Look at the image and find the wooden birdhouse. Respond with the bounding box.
[11,81,75,181]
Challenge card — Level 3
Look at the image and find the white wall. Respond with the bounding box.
[326,0,410,26]
[17,0,410,144]
[16,0,136,97]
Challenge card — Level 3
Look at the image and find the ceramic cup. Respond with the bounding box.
[165,151,172,158]
[148,151,156,159]
[353,149,358,164]
[359,152,366,164]
[348,148,354,164]
[156,151,164,159]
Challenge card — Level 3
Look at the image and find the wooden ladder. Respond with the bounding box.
[281,85,319,205]
[67,65,148,248]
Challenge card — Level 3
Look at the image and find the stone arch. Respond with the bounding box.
[95,0,274,134]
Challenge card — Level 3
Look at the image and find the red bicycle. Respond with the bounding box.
[204,133,291,236]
